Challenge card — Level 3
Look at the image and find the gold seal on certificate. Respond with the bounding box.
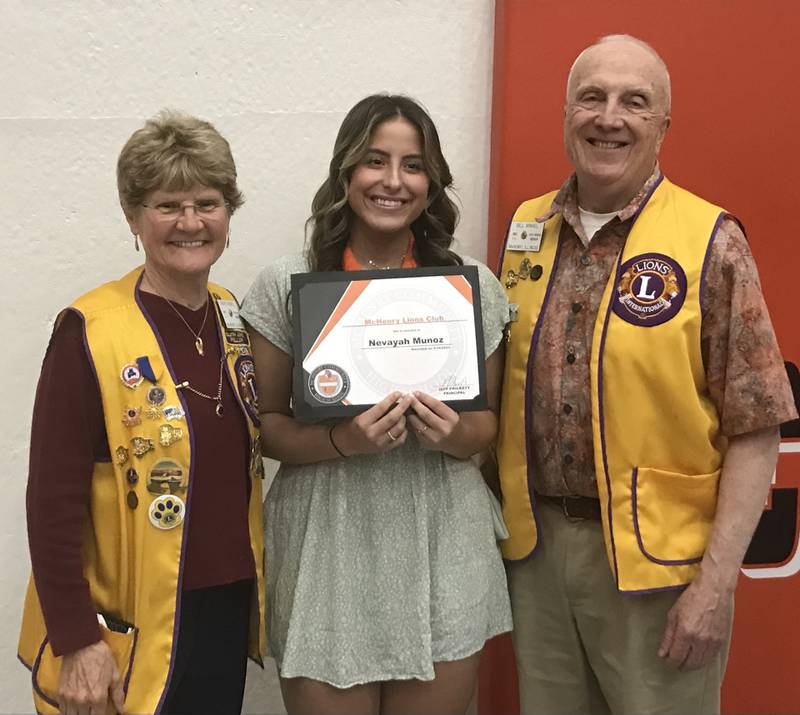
[291,266,487,420]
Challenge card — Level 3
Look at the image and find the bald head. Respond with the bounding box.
[567,35,671,114]
[562,34,672,212]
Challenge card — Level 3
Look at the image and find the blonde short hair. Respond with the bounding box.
[117,110,244,217]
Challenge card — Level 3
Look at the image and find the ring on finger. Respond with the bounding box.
[417,425,429,434]
[387,429,397,441]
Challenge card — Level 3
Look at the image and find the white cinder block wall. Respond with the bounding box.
[0,1,495,712]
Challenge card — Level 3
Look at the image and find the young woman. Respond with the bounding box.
[241,94,511,715]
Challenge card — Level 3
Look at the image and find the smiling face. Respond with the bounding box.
[347,117,430,245]
[126,185,230,284]
[564,39,671,212]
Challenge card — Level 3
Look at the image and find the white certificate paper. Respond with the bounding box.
[291,267,486,420]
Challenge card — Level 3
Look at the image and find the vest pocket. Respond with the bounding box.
[631,466,720,565]
[32,621,138,711]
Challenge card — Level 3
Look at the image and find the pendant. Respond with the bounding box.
[195,337,204,356]
[215,402,224,417]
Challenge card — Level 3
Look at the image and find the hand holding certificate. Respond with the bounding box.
[291,266,487,420]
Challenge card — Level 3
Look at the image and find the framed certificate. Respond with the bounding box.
[291,266,487,421]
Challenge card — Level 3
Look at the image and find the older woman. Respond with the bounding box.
[241,95,512,715]
[18,112,265,715]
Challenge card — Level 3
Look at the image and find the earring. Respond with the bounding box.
[226,231,231,249]
[134,234,140,252]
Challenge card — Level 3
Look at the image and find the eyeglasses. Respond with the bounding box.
[141,199,229,221]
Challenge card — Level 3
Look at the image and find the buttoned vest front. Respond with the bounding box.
[19,267,266,714]
[497,177,728,592]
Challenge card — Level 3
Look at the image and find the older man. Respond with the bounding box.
[496,35,796,714]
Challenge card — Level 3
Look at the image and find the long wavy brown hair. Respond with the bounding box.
[306,95,462,271]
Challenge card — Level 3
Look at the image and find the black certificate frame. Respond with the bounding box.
[290,265,488,422]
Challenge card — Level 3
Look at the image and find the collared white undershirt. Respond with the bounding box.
[579,207,618,242]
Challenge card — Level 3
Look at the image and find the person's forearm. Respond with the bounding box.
[697,425,780,593]
[260,412,341,465]
[442,410,498,459]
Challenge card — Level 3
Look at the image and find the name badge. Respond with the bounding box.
[506,221,543,252]
[217,299,245,330]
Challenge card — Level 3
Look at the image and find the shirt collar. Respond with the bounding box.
[536,166,663,244]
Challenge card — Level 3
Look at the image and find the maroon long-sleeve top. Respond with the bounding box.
[27,291,255,656]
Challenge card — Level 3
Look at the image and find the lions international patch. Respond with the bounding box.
[612,253,687,326]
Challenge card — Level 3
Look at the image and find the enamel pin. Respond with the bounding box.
[147,459,186,495]
[130,436,155,458]
[120,364,143,389]
[148,494,185,530]
[163,406,185,421]
[115,446,129,466]
[505,258,544,288]
[122,406,142,427]
[147,386,166,406]
[159,423,183,447]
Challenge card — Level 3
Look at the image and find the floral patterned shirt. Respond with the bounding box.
[526,169,797,497]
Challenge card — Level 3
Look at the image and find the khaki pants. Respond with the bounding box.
[506,500,730,715]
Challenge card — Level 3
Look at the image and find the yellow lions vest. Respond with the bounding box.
[498,177,728,592]
[18,267,266,714]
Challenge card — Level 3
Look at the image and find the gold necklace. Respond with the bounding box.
[366,256,400,270]
[361,236,412,269]
[163,295,210,356]
[175,354,226,417]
